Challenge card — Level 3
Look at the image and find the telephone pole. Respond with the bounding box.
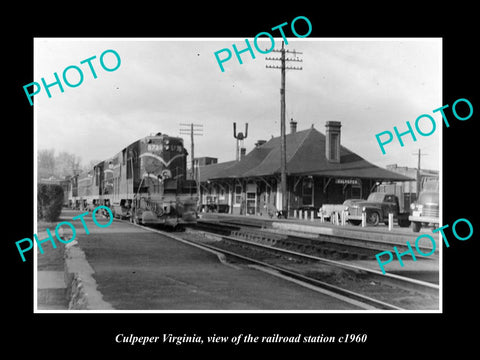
[266,41,303,217]
[179,123,203,181]
[413,148,428,196]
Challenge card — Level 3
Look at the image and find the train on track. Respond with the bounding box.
[68,133,198,227]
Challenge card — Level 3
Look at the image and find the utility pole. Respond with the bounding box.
[179,123,203,181]
[413,148,428,197]
[266,41,303,217]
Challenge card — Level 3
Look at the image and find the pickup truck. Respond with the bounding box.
[345,192,410,227]
[408,190,439,232]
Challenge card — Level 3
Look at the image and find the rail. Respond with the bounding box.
[180,237,404,310]
[121,217,439,310]
[184,223,440,310]
[194,219,439,260]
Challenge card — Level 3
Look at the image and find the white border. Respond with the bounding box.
[33,37,442,314]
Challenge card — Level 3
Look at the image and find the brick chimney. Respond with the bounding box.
[290,118,297,134]
[325,121,341,163]
[255,140,267,148]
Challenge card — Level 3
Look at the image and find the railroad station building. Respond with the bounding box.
[197,120,412,217]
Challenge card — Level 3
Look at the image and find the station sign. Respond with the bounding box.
[335,178,359,185]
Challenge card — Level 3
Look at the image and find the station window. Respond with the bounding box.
[351,184,362,199]
[246,192,256,215]
[302,177,314,206]
[235,185,243,204]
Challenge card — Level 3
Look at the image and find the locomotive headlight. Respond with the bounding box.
[164,139,170,145]
[165,145,170,150]
[410,203,416,210]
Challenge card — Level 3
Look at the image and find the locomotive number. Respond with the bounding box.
[147,144,162,152]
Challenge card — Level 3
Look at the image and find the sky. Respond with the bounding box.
[34,38,442,172]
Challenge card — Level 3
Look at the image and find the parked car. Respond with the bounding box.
[345,192,410,227]
[409,190,439,232]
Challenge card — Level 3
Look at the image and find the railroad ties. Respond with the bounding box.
[119,215,439,310]
[187,216,439,310]
[197,219,422,261]
[228,228,359,260]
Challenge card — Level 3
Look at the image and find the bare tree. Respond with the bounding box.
[56,151,82,177]
[82,159,102,173]
[37,149,56,180]
[38,149,83,179]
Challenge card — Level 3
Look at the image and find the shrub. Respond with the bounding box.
[38,183,64,222]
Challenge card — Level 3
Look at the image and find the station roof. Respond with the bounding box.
[197,160,237,181]
[199,127,413,182]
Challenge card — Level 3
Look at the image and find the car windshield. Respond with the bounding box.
[418,191,439,205]
[367,192,386,202]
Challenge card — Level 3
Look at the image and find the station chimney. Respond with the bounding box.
[255,140,267,148]
[325,121,341,163]
[290,118,297,134]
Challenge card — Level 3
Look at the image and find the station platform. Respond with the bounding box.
[198,212,440,248]
[198,213,440,282]
[74,216,364,310]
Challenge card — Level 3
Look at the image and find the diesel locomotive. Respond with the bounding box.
[68,133,198,226]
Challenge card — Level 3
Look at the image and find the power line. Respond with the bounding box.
[266,41,303,216]
[179,123,203,181]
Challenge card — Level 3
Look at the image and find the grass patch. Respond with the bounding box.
[37,220,58,233]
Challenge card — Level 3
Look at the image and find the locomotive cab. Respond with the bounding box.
[131,133,198,226]
[69,132,198,227]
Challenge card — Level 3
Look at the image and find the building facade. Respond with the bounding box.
[198,120,412,217]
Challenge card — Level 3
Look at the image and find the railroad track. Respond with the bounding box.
[201,214,436,242]
[180,228,439,311]
[194,219,438,261]
[119,217,439,310]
